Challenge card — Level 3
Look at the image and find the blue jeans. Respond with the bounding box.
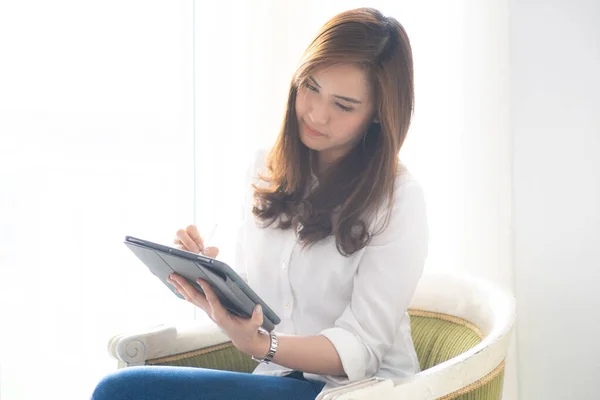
[92,366,326,400]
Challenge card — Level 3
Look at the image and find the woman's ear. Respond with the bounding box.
[373,114,380,124]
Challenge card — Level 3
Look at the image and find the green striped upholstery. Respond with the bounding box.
[148,342,256,373]
[447,368,504,400]
[409,313,504,399]
[146,312,504,399]
[410,314,482,371]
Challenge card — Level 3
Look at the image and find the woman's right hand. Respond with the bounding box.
[174,225,219,258]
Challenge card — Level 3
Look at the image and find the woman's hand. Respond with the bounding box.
[167,274,270,358]
[173,225,219,258]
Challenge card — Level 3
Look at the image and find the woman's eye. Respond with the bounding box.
[304,82,318,92]
[336,103,353,112]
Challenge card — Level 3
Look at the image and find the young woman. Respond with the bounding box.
[93,7,428,400]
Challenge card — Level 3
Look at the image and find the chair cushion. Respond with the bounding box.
[409,309,483,371]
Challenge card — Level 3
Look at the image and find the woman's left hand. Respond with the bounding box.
[167,273,269,357]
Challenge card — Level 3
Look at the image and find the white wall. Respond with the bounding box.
[0,2,197,399]
[511,0,600,398]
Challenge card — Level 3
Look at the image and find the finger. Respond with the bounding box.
[197,279,228,322]
[186,225,205,251]
[176,279,209,311]
[172,238,185,250]
[176,229,201,253]
[177,278,209,310]
[169,274,209,310]
[169,278,193,302]
[168,275,190,299]
[251,304,264,328]
[202,246,220,258]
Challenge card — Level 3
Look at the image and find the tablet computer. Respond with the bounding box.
[124,235,280,332]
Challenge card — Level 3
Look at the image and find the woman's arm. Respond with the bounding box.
[168,274,346,376]
[247,179,428,379]
[248,332,345,376]
[269,178,427,383]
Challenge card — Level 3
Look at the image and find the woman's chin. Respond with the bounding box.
[299,135,317,150]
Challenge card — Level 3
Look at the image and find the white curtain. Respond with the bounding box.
[0,1,197,399]
[0,1,516,399]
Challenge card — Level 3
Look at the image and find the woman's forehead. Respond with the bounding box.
[310,64,373,101]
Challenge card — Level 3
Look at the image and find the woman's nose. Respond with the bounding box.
[308,103,329,125]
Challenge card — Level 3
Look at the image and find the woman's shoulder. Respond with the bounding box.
[367,163,427,242]
[393,162,425,203]
[369,163,426,229]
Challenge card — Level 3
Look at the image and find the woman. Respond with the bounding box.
[93,7,428,400]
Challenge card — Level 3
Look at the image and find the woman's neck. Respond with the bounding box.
[313,149,343,176]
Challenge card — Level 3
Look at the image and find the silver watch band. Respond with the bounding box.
[251,330,278,364]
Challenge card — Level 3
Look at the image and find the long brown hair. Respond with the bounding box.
[253,8,414,256]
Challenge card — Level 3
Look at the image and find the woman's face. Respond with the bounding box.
[295,63,378,166]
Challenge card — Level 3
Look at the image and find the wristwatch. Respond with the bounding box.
[251,329,278,364]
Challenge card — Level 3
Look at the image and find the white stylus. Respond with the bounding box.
[201,223,218,255]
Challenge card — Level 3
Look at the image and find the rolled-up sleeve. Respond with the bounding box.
[319,179,429,383]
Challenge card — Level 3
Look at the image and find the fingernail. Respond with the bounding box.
[255,305,263,315]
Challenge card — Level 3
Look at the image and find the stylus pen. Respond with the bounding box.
[202,223,218,252]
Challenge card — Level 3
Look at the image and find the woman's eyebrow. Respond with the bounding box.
[308,75,362,104]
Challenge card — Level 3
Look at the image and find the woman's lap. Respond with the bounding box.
[92,366,326,400]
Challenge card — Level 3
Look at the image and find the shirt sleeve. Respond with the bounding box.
[318,177,429,383]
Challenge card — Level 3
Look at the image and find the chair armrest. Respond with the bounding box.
[108,321,230,367]
[317,323,513,400]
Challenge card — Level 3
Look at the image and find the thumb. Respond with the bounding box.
[202,246,219,258]
[251,304,264,326]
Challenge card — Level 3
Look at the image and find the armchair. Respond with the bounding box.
[108,272,515,399]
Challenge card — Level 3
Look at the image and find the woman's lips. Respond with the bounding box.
[305,123,325,137]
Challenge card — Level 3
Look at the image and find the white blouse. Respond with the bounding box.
[233,151,429,390]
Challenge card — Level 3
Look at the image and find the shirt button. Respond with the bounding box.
[282,262,287,271]
[284,301,290,309]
